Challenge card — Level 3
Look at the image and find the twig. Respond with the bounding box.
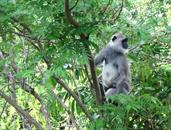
[83,0,124,27]
[70,0,79,11]
[128,43,147,52]
[0,101,7,120]
[129,43,171,64]
[112,0,124,20]
[100,0,112,15]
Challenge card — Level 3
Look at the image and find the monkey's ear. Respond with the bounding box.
[112,36,117,41]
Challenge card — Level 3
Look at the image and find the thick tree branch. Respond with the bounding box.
[80,35,103,104]
[0,90,44,130]
[64,0,103,104]
[64,0,80,27]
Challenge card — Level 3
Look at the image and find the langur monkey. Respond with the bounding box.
[95,33,131,99]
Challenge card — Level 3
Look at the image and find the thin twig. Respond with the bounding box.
[83,0,124,26]
[0,101,7,120]
[112,0,124,20]
[100,0,112,15]
[70,0,79,11]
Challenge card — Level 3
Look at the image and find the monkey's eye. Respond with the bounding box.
[112,36,117,41]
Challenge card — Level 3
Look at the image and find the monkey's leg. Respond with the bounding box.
[117,81,131,94]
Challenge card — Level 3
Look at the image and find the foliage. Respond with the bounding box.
[90,94,169,130]
[0,0,171,130]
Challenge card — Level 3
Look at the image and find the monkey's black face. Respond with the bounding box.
[122,38,128,49]
[111,34,128,52]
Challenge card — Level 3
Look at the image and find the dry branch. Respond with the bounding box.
[0,50,52,130]
[0,90,44,130]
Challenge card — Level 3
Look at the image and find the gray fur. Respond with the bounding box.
[95,33,131,98]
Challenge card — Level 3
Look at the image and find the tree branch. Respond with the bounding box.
[0,50,52,130]
[81,35,103,104]
[21,83,52,130]
[51,89,80,130]
[64,0,103,105]
[64,0,80,27]
[53,76,93,120]
[11,28,93,120]
[9,7,93,119]
[100,0,112,15]
[0,90,44,130]
[11,17,31,33]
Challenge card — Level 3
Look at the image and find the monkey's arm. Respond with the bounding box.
[94,48,108,66]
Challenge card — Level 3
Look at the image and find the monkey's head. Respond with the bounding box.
[109,33,128,54]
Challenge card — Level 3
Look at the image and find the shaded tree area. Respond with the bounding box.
[0,0,171,129]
